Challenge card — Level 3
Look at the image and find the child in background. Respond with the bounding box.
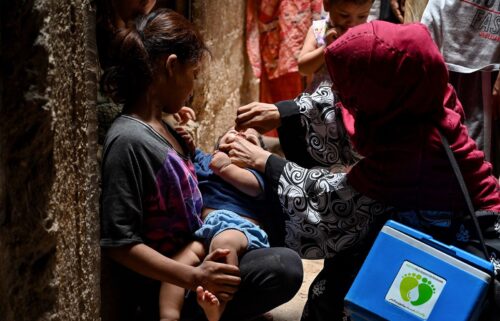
[160,119,271,321]
[299,0,374,93]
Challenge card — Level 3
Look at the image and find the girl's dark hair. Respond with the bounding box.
[100,8,209,105]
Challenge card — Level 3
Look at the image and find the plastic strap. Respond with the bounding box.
[439,132,490,259]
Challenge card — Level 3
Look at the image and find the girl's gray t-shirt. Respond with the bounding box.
[100,115,203,255]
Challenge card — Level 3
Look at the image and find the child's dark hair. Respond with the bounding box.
[100,8,209,105]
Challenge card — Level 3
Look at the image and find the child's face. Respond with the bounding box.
[219,128,262,147]
[241,128,262,147]
[326,1,372,36]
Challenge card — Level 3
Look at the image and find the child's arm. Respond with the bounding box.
[298,27,326,76]
[298,25,339,76]
[209,151,263,197]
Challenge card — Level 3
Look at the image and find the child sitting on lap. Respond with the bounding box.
[160,121,270,321]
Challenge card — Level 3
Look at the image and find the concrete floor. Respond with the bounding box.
[269,259,324,321]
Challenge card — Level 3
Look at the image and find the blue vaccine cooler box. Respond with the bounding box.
[345,220,494,321]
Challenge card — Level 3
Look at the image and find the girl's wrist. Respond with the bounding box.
[190,265,203,291]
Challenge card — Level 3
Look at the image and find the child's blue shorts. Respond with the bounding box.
[194,209,269,250]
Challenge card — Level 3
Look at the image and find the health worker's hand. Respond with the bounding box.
[235,102,281,133]
[219,135,271,173]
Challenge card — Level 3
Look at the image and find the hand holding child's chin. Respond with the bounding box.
[219,136,271,172]
[240,132,259,146]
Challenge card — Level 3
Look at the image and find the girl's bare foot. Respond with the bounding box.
[196,286,225,321]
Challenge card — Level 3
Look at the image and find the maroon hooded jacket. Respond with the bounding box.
[324,21,500,212]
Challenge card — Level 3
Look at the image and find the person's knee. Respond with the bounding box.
[263,247,303,302]
[211,229,248,255]
[275,248,303,296]
[241,247,303,300]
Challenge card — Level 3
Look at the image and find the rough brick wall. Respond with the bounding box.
[0,1,255,320]
[191,0,258,152]
[0,1,100,320]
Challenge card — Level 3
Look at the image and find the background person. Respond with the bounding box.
[421,0,500,178]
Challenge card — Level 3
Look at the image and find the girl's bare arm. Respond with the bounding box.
[105,243,241,301]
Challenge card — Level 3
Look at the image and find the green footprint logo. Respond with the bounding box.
[399,273,436,306]
[400,273,420,302]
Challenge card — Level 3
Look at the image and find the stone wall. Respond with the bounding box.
[0,1,100,320]
[191,0,259,152]
[0,1,255,320]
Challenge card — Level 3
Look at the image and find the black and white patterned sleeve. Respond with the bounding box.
[265,155,388,259]
[277,85,359,170]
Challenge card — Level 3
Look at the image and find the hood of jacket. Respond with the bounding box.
[324,21,499,212]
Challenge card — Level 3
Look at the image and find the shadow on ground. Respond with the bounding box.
[270,259,324,321]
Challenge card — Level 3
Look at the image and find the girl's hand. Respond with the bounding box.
[195,249,241,301]
[209,151,232,175]
[174,126,195,154]
[235,102,281,133]
[219,135,271,172]
[174,106,196,125]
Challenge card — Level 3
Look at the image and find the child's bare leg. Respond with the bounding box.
[209,229,248,266]
[196,285,227,321]
[195,229,248,321]
[159,283,185,321]
[159,241,205,321]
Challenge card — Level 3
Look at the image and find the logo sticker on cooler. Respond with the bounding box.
[385,261,446,319]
